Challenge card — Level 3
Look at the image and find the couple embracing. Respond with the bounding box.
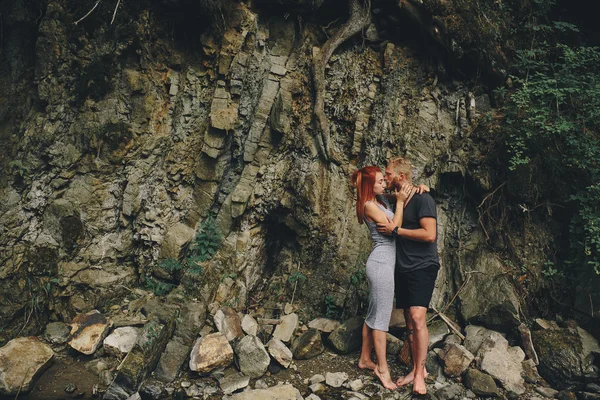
[351,157,439,395]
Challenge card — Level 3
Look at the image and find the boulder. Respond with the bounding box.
[438,343,474,377]
[0,337,54,395]
[476,331,526,395]
[103,327,140,356]
[159,223,195,259]
[241,314,259,336]
[464,325,497,355]
[307,318,341,334]
[522,359,543,384]
[154,337,189,382]
[139,379,164,400]
[189,333,233,373]
[267,338,293,368]
[68,310,111,355]
[386,333,403,355]
[291,329,324,360]
[273,313,298,343]
[327,316,363,354]
[429,319,450,348]
[463,368,501,397]
[219,373,250,394]
[234,335,270,378]
[44,322,70,344]
[532,328,588,389]
[103,320,175,400]
[228,384,302,400]
[214,307,243,341]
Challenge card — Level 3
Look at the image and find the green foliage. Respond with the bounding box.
[144,276,174,296]
[498,14,600,275]
[189,217,222,261]
[159,258,185,273]
[288,271,307,285]
[324,294,341,319]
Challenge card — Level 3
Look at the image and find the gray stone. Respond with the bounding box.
[327,316,363,354]
[103,327,140,356]
[267,338,293,368]
[464,325,496,356]
[219,373,250,394]
[464,368,501,397]
[154,337,189,383]
[348,379,364,391]
[309,382,325,393]
[139,379,164,400]
[386,333,403,355]
[435,383,463,400]
[68,310,112,355]
[308,318,341,334]
[291,328,324,360]
[325,371,348,388]
[309,374,325,384]
[214,307,244,341]
[103,320,174,400]
[273,313,298,342]
[159,223,195,259]
[0,337,54,395]
[535,386,559,398]
[532,328,587,389]
[522,359,543,384]
[242,314,259,336]
[429,319,451,348]
[234,335,270,378]
[557,391,577,400]
[229,384,303,399]
[477,331,526,395]
[44,321,71,344]
[438,343,474,377]
[578,327,600,369]
[189,333,233,373]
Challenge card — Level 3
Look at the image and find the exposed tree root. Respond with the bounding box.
[312,0,371,162]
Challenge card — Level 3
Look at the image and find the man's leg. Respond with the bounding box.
[409,306,429,394]
[358,323,376,370]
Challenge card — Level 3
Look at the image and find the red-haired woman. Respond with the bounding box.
[351,166,412,390]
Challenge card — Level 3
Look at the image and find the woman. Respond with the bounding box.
[351,166,413,390]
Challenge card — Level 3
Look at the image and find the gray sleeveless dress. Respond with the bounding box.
[364,197,396,332]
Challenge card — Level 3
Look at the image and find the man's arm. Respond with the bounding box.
[376,217,437,243]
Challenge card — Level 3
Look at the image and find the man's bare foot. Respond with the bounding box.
[395,367,429,386]
[357,359,377,370]
[412,374,427,395]
[374,367,397,390]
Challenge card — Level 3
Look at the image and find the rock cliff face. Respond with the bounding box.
[0,0,528,339]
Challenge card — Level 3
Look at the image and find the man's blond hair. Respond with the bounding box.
[388,157,413,182]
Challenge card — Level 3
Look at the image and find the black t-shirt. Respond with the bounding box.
[395,192,440,272]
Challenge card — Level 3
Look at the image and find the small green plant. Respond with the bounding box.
[144,276,174,296]
[288,271,307,285]
[189,217,221,261]
[324,294,341,319]
[159,258,185,273]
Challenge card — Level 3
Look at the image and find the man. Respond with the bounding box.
[377,157,439,395]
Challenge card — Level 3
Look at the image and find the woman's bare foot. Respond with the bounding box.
[357,359,377,371]
[395,367,429,386]
[412,374,427,395]
[374,367,397,390]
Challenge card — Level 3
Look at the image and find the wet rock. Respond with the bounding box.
[535,386,559,398]
[267,338,293,368]
[44,321,71,344]
[291,328,324,360]
[438,343,474,377]
[464,368,501,397]
[327,316,363,354]
[234,335,270,378]
[577,327,600,373]
[386,333,403,355]
[103,327,140,356]
[273,313,298,342]
[0,337,54,395]
[532,328,586,389]
[104,320,175,400]
[219,373,250,394]
[435,383,463,400]
[518,323,539,365]
[476,331,526,395]
[325,371,348,388]
[522,359,543,384]
[139,379,164,400]
[154,337,189,382]
[228,383,302,399]
[241,314,259,336]
[308,318,341,334]
[426,350,443,379]
[429,319,451,348]
[214,307,243,341]
[68,310,111,355]
[189,332,233,373]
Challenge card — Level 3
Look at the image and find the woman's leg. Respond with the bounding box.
[358,323,376,370]
[373,329,396,390]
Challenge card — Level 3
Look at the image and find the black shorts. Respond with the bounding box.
[395,265,439,309]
